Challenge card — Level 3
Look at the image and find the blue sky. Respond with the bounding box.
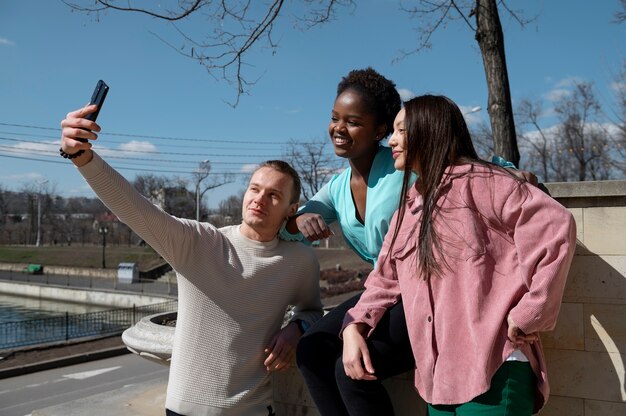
[0,1,624,208]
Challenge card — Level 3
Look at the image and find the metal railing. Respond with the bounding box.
[0,300,177,350]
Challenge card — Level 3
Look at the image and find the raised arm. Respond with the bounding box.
[60,106,214,270]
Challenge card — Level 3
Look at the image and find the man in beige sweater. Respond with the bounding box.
[60,105,323,416]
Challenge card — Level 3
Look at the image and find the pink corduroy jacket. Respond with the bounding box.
[343,164,577,412]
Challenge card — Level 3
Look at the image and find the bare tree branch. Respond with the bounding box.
[63,0,352,106]
[284,137,342,201]
[614,0,626,23]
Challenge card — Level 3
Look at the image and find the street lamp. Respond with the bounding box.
[35,179,49,247]
[195,160,211,222]
[99,226,109,269]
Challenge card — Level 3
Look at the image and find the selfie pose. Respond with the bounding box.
[342,95,576,415]
[59,102,323,416]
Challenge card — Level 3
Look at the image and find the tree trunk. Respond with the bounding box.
[474,0,520,165]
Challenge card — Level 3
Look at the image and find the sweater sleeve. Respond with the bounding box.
[341,210,403,338]
[77,152,218,271]
[290,250,324,327]
[504,183,577,335]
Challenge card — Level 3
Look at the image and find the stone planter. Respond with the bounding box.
[122,312,175,366]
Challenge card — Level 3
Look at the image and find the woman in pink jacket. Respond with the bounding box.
[341,95,576,415]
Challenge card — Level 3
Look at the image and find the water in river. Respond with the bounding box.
[0,293,111,323]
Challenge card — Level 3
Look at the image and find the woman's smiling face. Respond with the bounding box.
[388,108,407,171]
[328,89,386,161]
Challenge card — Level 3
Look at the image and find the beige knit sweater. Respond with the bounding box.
[78,153,322,415]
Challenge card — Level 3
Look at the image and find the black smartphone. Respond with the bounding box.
[78,80,109,141]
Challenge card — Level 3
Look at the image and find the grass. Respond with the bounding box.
[0,245,372,272]
[0,245,165,271]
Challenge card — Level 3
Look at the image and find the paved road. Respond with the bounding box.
[0,354,169,416]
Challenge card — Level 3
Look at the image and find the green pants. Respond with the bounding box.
[428,362,536,416]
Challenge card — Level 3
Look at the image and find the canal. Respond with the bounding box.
[0,293,112,324]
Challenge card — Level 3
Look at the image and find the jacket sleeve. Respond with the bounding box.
[341,210,403,338]
[504,183,577,335]
[77,152,219,271]
[279,179,338,241]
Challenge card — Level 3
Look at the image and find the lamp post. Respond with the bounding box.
[99,226,108,269]
[195,160,210,222]
[35,179,48,247]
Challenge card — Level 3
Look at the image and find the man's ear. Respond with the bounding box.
[287,203,298,218]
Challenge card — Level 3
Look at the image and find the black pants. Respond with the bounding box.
[296,293,415,416]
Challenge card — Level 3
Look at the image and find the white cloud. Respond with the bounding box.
[0,37,15,46]
[398,88,416,102]
[459,105,483,126]
[544,88,571,102]
[520,121,620,146]
[240,164,258,173]
[554,76,584,88]
[0,172,46,182]
[611,81,626,93]
[542,76,587,103]
[66,184,96,196]
[118,140,157,153]
[519,124,560,144]
[12,140,56,156]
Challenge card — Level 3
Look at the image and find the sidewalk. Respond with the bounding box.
[0,335,168,415]
[32,376,168,416]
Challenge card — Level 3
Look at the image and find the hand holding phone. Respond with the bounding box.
[78,80,109,142]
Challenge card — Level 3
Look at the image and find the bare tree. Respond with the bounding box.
[400,0,532,165]
[469,120,495,161]
[63,0,353,106]
[516,99,553,181]
[192,160,234,221]
[611,61,626,171]
[133,173,170,199]
[64,0,528,163]
[284,137,343,201]
[615,0,626,23]
[0,185,7,226]
[217,191,245,225]
[554,82,612,181]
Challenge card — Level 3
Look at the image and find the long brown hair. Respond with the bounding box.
[389,95,480,280]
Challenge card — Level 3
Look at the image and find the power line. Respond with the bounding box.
[0,129,293,152]
[0,136,284,158]
[0,144,255,166]
[0,121,320,145]
[0,153,252,175]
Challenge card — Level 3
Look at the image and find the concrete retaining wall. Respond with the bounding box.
[0,263,116,279]
[0,281,171,307]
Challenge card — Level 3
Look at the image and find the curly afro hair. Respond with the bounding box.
[336,67,401,139]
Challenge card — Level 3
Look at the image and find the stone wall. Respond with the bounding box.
[540,180,626,416]
[272,180,626,415]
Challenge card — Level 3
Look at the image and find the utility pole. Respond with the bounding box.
[99,226,108,268]
[35,179,48,247]
[195,160,211,222]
